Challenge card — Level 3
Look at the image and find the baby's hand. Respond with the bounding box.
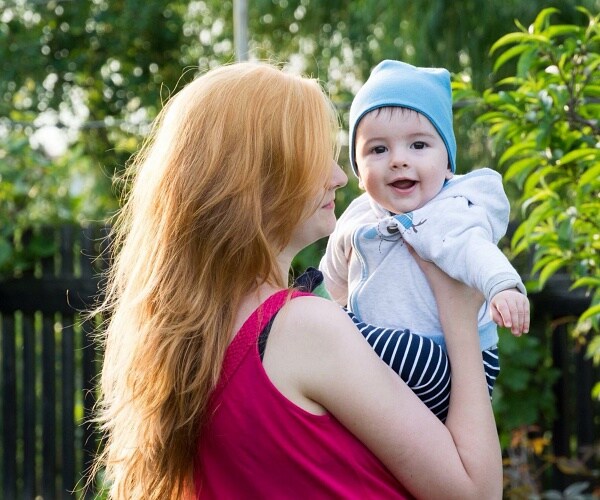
[490,288,530,336]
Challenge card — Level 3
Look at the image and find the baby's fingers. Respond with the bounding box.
[490,306,505,328]
[491,299,525,336]
[519,297,530,334]
[509,296,531,335]
[491,300,516,333]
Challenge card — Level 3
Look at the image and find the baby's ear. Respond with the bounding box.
[358,177,366,190]
[445,166,454,181]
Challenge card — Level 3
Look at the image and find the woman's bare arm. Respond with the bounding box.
[416,256,503,498]
[264,271,502,499]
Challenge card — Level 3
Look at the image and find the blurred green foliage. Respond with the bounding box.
[493,328,560,446]
[0,130,115,276]
[454,6,600,392]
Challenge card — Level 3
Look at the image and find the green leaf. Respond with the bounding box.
[584,88,600,102]
[521,198,554,224]
[489,32,548,55]
[523,164,555,194]
[493,44,530,72]
[544,24,583,40]
[512,200,556,253]
[532,7,560,33]
[510,220,531,253]
[588,335,600,364]
[504,157,539,182]
[498,141,537,167]
[489,122,512,137]
[514,18,528,33]
[557,218,572,244]
[517,47,542,78]
[575,6,593,18]
[571,277,600,289]
[538,257,567,288]
[545,177,570,193]
[579,304,600,323]
[495,76,523,88]
[558,148,600,166]
[578,163,600,187]
[532,254,562,274]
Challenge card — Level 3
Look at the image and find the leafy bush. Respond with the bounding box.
[493,327,560,445]
[454,6,600,388]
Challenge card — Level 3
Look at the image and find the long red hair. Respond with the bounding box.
[93,62,339,499]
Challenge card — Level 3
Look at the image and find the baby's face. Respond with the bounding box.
[355,107,452,214]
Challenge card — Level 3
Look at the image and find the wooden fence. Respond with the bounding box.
[0,225,598,497]
[0,226,107,499]
[529,275,598,491]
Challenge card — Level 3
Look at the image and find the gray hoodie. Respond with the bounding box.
[320,168,526,351]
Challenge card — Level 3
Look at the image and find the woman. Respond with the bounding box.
[94,61,502,499]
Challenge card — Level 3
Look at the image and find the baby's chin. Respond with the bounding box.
[383,202,422,215]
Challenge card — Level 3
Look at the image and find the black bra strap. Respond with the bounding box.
[258,313,279,361]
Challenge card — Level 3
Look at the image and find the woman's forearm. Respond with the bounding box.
[438,288,503,499]
[418,255,503,499]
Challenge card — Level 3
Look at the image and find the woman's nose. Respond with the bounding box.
[331,161,348,189]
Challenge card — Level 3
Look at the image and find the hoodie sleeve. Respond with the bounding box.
[400,170,526,301]
[319,198,363,307]
[319,224,350,306]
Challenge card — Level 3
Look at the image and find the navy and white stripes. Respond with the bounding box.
[290,268,500,421]
[347,311,500,422]
[482,348,500,394]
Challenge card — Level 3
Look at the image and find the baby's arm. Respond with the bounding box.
[319,194,374,306]
[319,242,348,306]
[490,288,530,336]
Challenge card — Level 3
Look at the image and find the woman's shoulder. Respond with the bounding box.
[279,294,361,350]
[287,294,351,325]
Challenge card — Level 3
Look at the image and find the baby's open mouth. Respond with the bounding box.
[391,179,416,189]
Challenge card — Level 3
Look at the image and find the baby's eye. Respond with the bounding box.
[412,141,427,150]
[371,145,387,154]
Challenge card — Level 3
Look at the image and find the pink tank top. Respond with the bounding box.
[194,290,411,499]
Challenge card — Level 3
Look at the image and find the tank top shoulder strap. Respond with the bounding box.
[215,289,311,395]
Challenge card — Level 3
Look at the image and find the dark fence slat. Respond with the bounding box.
[576,350,595,447]
[41,227,56,278]
[1,225,104,499]
[80,226,100,495]
[42,313,56,500]
[531,274,596,492]
[60,226,74,277]
[552,325,570,490]
[62,317,76,496]
[23,314,36,499]
[82,317,97,497]
[1,315,17,500]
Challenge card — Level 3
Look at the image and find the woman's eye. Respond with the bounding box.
[412,141,426,150]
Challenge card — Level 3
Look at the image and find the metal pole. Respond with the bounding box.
[233,0,249,61]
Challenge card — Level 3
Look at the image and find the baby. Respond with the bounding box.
[320,60,530,418]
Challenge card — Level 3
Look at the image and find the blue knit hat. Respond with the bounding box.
[349,60,457,176]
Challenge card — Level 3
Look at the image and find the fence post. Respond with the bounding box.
[1,314,17,499]
[0,225,104,499]
[530,273,596,491]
